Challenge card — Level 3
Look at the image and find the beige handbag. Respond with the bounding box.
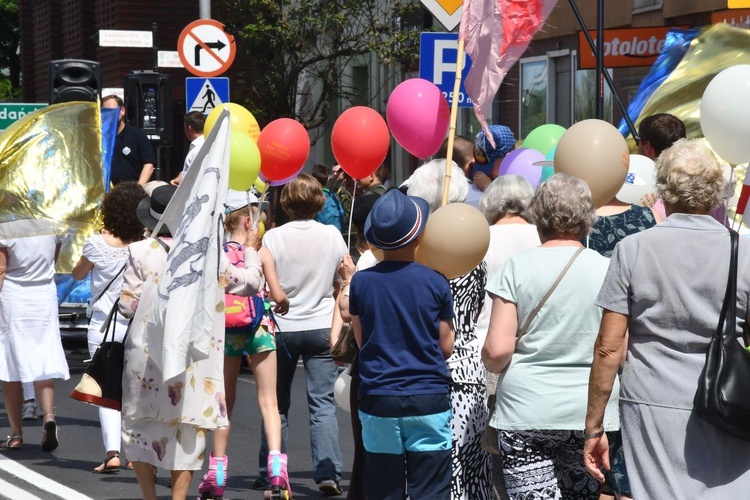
[481,247,584,454]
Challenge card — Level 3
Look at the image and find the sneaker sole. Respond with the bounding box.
[41,420,58,452]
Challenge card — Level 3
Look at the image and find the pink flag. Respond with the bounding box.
[460,0,558,146]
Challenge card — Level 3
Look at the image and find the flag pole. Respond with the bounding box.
[442,37,465,207]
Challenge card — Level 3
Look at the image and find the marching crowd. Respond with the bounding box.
[1,109,750,500]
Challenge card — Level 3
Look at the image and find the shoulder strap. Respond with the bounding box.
[516,246,585,344]
[718,230,739,345]
[90,263,127,307]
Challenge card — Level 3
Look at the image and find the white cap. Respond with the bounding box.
[226,189,264,213]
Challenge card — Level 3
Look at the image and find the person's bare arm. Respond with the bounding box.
[337,255,356,323]
[583,310,628,483]
[137,163,155,185]
[71,255,94,281]
[259,246,288,314]
[351,314,363,348]
[439,318,454,359]
[0,247,7,292]
[482,295,518,373]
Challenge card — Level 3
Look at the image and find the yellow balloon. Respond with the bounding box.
[229,132,261,191]
[258,220,266,239]
[205,103,260,141]
[253,175,268,195]
[415,203,490,279]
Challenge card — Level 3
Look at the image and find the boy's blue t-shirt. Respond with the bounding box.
[349,261,454,399]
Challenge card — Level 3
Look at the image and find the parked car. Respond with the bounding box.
[55,274,90,331]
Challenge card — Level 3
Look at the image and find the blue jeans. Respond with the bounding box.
[259,328,343,483]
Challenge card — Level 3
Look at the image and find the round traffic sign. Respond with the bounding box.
[178,19,236,77]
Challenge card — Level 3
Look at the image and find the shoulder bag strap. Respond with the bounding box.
[89,262,127,309]
[718,230,739,346]
[516,246,585,344]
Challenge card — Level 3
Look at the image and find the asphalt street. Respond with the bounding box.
[0,330,354,500]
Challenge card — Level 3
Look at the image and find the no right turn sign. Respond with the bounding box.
[178,19,236,77]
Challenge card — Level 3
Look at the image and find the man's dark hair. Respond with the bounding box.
[638,113,686,157]
[184,111,206,133]
[311,163,330,186]
[102,94,124,108]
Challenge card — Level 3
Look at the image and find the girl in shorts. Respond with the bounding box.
[197,191,289,499]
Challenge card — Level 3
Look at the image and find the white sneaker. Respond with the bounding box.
[21,400,39,420]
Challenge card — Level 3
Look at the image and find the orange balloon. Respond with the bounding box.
[257,118,311,182]
[331,107,390,180]
[416,203,490,279]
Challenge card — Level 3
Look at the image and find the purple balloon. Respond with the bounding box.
[260,169,302,187]
[498,148,545,188]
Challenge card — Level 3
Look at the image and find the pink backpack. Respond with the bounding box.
[224,242,264,330]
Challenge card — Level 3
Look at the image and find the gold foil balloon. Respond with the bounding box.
[554,119,629,208]
[416,203,490,279]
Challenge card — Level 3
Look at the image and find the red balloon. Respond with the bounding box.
[331,107,390,180]
[257,118,310,182]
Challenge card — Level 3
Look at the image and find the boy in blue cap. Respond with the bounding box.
[473,124,516,191]
[345,188,455,500]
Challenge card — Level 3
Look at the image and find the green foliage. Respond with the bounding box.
[221,0,423,132]
[0,0,19,99]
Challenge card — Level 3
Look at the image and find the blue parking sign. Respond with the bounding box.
[419,33,473,108]
[186,77,230,114]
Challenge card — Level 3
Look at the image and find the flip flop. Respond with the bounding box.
[41,419,59,452]
[93,453,121,474]
[0,435,22,450]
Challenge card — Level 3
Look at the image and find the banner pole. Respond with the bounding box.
[442,37,465,207]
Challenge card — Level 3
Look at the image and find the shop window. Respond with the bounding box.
[519,57,548,139]
[573,53,613,123]
[633,0,663,14]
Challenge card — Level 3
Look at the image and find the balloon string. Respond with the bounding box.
[347,180,358,252]
[251,183,271,231]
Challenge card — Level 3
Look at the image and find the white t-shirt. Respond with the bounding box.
[83,233,129,317]
[475,224,541,347]
[486,246,620,431]
[181,134,205,174]
[263,220,347,332]
[0,234,62,285]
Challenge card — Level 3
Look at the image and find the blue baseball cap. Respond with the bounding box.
[474,125,516,166]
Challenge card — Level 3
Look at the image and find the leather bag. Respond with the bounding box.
[71,299,128,411]
[694,229,750,440]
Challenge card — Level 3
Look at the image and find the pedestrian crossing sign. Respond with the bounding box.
[185,77,230,114]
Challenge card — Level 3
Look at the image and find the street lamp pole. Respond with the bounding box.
[199,0,211,19]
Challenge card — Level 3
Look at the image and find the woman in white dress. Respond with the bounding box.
[0,234,70,451]
[119,185,264,500]
[71,181,147,473]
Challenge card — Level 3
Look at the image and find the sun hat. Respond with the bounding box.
[474,125,516,166]
[142,180,168,196]
[225,189,268,214]
[136,184,176,235]
[364,188,429,250]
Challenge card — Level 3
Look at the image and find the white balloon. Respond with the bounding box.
[334,368,351,413]
[700,65,750,164]
[616,154,657,207]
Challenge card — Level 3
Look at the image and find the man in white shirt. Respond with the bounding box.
[170,111,206,186]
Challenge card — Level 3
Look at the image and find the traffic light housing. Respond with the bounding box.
[124,71,173,145]
[49,59,101,104]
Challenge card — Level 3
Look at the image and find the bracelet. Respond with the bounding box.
[583,428,604,440]
[339,281,350,290]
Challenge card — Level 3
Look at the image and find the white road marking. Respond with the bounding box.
[0,453,96,500]
[0,477,42,500]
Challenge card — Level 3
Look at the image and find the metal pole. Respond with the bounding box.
[152,22,158,71]
[596,0,604,120]
[568,0,638,139]
[199,0,211,19]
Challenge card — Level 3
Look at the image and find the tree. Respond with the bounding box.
[220,0,425,139]
[0,0,19,100]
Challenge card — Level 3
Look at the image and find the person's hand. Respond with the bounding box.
[244,228,262,251]
[170,173,183,186]
[473,171,492,191]
[338,254,356,282]
[582,431,610,483]
[273,295,290,315]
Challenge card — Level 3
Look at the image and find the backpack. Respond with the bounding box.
[224,241,269,332]
[316,188,346,233]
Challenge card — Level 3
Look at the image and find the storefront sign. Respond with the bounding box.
[577,26,685,69]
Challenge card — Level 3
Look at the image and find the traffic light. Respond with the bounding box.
[49,59,101,104]
[124,71,173,145]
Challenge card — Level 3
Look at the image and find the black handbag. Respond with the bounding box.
[331,324,358,364]
[694,229,750,440]
[71,298,129,411]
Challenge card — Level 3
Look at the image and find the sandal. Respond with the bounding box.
[125,461,133,470]
[41,418,59,452]
[93,453,121,474]
[0,435,22,450]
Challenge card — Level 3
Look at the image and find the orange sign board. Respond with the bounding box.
[577,26,685,70]
[728,0,750,8]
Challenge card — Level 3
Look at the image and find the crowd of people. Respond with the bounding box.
[2,110,750,500]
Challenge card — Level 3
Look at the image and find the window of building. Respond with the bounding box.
[519,57,548,138]
[573,53,613,123]
[633,0,663,14]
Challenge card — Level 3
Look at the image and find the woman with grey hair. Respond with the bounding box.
[406,158,493,500]
[585,139,750,498]
[483,174,620,499]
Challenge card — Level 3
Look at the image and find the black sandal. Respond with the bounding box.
[0,435,22,450]
[93,453,121,474]
[41,419,58,452]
